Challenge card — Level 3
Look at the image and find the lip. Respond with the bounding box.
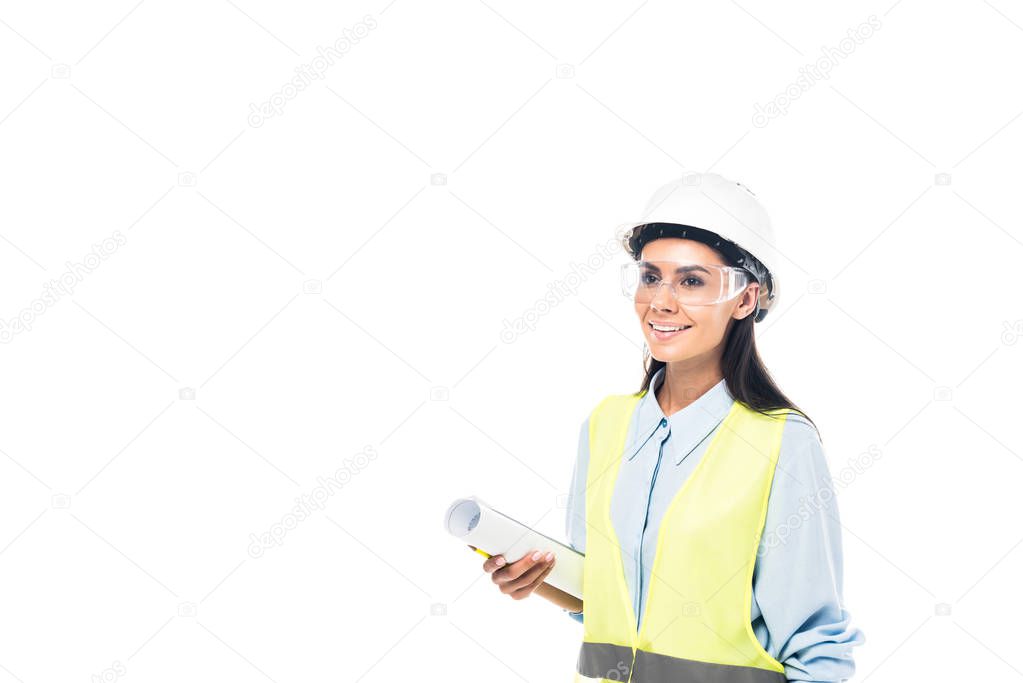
[648,320,692,341]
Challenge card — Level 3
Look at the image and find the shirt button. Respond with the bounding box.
[659,417,667,428]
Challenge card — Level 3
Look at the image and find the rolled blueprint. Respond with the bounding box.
[444,495,583,600]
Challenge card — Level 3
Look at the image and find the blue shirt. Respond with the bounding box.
[564,366,865,682]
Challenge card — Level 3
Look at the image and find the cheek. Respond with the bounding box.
[689,308,730,335]
[686,307,716,326]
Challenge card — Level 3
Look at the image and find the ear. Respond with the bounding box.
[732,283,760,320]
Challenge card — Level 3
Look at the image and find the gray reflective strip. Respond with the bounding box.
[576,642,633,681]
[632,649,788,683]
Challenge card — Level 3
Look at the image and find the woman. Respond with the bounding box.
[479,173,864,682]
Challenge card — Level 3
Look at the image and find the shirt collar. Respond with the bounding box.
[625,366,736,466]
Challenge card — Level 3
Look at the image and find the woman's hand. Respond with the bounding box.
[470,545,556,600]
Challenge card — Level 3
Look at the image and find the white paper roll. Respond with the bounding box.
[444,495,583,600]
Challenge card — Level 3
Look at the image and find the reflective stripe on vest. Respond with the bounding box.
[575,391,791,683]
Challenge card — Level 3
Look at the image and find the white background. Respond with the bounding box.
[1,1,1021,681]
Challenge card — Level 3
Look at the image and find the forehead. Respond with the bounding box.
[639,237,725,265]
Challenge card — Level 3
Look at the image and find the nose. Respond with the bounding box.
[650,281,677,311]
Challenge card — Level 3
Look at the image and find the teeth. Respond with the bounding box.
[651,323,688,332]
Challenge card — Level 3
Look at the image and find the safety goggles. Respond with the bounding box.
[621,260,753,306]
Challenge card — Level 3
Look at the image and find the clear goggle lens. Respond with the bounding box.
[621,260,752,306]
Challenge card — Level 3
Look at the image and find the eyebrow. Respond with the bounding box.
[640,263,712,275]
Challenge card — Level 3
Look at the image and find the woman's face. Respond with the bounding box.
[635,237,759,363]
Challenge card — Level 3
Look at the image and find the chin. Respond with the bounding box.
[649,346,696,363]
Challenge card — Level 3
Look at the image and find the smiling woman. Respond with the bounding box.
[627,236,793,410]
[475,173,864,683]
[474,171,867,683]
[556,173,864,683]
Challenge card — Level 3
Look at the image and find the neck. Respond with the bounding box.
[655,361,724,417]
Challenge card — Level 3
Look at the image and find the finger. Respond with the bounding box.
[482,554,507,573]
[511,557,556,599]
[494,550,543,583]
[503,553,552,590]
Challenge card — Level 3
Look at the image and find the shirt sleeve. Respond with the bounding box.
[752,413,866,681]
[564,416,589,624]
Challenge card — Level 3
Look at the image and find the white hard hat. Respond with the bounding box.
[620,172,782,323]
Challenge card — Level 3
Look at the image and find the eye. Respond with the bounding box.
[679,276,704,288]
[640,272,661,285]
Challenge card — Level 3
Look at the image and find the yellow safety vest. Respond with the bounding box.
[574,390,792,683]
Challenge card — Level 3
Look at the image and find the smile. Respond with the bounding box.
[648,321,692,340]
